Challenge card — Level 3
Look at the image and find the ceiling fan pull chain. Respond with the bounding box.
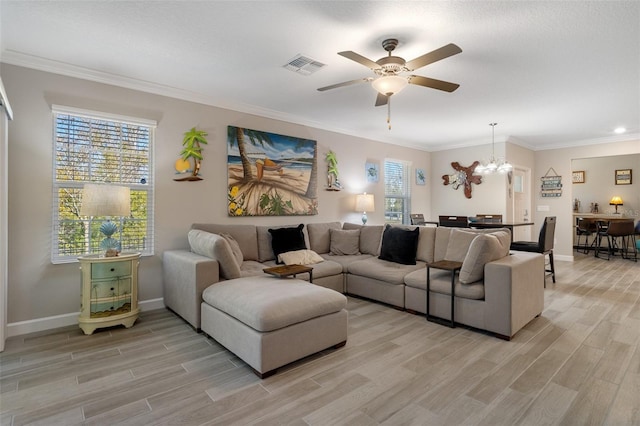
[387,97,391,130]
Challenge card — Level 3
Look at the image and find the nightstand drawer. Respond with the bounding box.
[92,261,132,279]
[90,278,132,298]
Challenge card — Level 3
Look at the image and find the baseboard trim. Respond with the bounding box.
[7,298,165,338]
[555,254,573,262]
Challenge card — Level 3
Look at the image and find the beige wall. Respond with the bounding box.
[534,141,640,260]
[2,64,430,325]
[571,154,640,215]
[430,142,516,220]
[3,61,638,330]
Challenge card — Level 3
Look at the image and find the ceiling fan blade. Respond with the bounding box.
[409,75,460,92]
[405,43,462,71]
[317,77,373,92]
[338,51,381,70]
[375,93,389,107]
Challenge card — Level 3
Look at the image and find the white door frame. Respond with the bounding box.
[511,166,532,242]
[1,78,13,352]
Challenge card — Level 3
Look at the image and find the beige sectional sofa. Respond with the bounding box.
[163,221,544,340]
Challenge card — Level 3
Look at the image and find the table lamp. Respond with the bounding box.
[80,183,131,256]
[609,196,623,214]
[355,193,375,225]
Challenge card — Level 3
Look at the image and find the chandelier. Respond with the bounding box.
[476,123,512,174]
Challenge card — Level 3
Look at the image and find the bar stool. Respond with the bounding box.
[595,220,637,261]
[575,217,597,254]
[594,220,609,259]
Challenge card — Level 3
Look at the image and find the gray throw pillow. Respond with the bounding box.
[188,229,241,279]
[219,233,243,266]
[459,232,510,284]
[329,228,361,255]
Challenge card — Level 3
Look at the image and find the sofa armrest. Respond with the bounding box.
[163,249,220,330]
[484,252,544,337]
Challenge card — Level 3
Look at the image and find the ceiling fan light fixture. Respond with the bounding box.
[371,75,408,96]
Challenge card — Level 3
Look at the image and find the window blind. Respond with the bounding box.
[51,106,156,263]
[384,159,411,224]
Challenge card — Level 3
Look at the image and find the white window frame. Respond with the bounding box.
[384,158,411,225]
[51,105,155,263]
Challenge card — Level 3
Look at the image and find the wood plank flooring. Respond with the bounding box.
[1,253,639,425]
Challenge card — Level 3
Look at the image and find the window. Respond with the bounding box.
[52,105,155,263]
[384,159,411,224]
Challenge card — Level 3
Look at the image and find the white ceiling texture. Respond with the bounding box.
[1,1,639,151]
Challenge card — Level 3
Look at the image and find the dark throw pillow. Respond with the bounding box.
[378,225,420,265]
[268,224,307,264]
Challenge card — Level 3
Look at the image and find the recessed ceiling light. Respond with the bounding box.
[614,127,626,134]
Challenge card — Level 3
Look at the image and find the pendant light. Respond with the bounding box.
[476,123,512,174]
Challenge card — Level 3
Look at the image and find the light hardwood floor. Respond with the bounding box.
[1,253,639,425]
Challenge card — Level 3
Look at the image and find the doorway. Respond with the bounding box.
[511,166,532,241]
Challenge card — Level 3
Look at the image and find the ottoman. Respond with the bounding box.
[201,276,348,378]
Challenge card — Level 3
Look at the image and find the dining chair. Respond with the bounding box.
[476,214,503,223]
[438,216,469,228]
[510,216,556,285]
[410,213,426,225]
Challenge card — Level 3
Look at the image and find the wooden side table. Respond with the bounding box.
[263,264,313,283]
[426,260,462,328]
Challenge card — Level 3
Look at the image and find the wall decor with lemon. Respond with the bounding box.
[174,127,208,181]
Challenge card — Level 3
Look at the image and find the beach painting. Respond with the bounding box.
[227,126,318,216]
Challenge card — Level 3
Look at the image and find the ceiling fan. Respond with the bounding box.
[318,38,462,108]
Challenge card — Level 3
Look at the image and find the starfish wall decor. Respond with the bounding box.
[442,161,482,198]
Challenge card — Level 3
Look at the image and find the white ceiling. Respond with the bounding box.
[1,1,639,151]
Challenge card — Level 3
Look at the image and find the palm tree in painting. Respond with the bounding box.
[296,139,317,198]
[227,127,276,182]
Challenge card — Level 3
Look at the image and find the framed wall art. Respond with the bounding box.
[572,170,585,184]
[227,126,317,216]
[615,169,632,185]
[366,162,379,183]
[416,168,426,185]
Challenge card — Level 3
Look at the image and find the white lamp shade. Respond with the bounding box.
[355,193,375,212]
[80,184,131,217]
[371,76,408,95]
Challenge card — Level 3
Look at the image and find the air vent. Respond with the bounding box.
[283,54,326,76]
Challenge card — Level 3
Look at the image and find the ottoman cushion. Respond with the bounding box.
[202,276,347,332]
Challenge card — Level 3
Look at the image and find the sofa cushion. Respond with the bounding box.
[307,222,341,254]
[343,223,383,255]
[219,233,243,266]
[349,257,424,285]
[201,276,347,332]
[444,228,478,263]
[416,226,437,263]
[240,260,268,277]
[188,229,241,279]
[329,229,361,255]
[434,226,454,262]
[404,268,485,300]
[459,231,511,284]
[378,225,420,265]
[320,253,373,272]
[192,224,258,261]
[269,224,307,264]
[278,249,324,265]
